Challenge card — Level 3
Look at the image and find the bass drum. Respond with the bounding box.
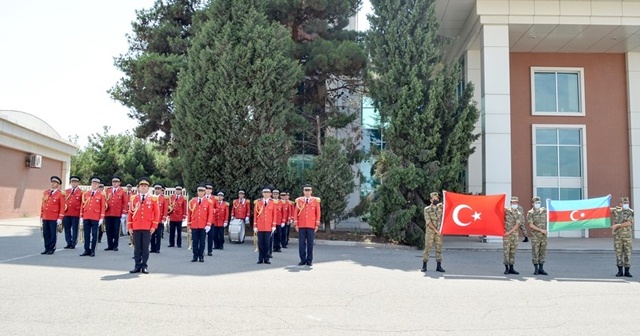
[228,218,246,243]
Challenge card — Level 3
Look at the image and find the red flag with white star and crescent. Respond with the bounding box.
[440,191,506,236]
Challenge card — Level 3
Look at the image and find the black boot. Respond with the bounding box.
[436,262,445,272]
[522,237,529,243]
[624,267,633,278]
[503,265,509,275]
[421,262,427,272]
[616,266,623,277]
[533,264,539,275]
[508,265,519,275]
[538,263,548,275]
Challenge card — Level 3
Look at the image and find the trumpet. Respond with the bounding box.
[187,226,192,250]
[40,219,44,241]
[253,229,258,252]
[57,222,63,233]
[129,234,134,247]
[165,218,169,232]
[101,221,106,233]
[79,221,84,244]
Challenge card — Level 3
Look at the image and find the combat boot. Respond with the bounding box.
[522,237,529,243]
[436,262,445,272]
[616,266,623,277]
[538,263,548,275]
[624,267,633,278]
[503,265,509,275]
[421,262,427,272]
[533,264,539,275]
[508,265,519,275]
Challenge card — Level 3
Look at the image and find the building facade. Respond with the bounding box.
[0,110,77,219]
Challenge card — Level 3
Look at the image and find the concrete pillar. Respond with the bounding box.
[626,52,640,239]
[465,49,483,194]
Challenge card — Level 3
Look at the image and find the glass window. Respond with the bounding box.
[535,128,582,178]
[532,69,583,115]
[536,146,558,177]
[536,187,582,201]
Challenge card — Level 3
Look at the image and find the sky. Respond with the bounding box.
[0,0,371,148]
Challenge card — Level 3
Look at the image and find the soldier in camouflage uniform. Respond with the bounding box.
[612,197,633,277]
[421,191,445,273]
[527,196,548,275]
[503,196,525,275]
[518,204,529,243]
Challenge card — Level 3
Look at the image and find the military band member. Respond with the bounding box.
[281,191,294,248]
[205,183,216,256]
[421,192,445,273]
[167,185,187,248]
[612,197,634,277]
[62,175,82,249]
[150,184,168,253]
[104,176,127,252]
[188,184,213,262]
[528,196,548,275]
[294,184,321,266]
[231,190,251,228]
[503,196,524,275]
[97,183,106,243]
[271,189,285,254]
[212,191,229,250]
[80,177,105,257]
[121,183,134,236]
[254,187,276,264]
[40,176,65,255]
[127,177,159,273]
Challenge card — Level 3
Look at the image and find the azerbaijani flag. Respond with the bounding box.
[546,195,611,232]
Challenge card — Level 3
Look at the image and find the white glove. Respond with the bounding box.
[98,219,103,225]
[80,218,83,225]
[245,217,249,223]
[205,226,211,233]
[121,214,127,221]
[280,223,285,227]
[231,216,235,221]
[253,227,258,233]
[56,219,62,225]
[224,222,228,227]
[271,227,276,233]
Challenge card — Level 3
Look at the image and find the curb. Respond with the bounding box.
[239,235,418,250]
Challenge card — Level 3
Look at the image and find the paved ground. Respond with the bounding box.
[1,218,639,335]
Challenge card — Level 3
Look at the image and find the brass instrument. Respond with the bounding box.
[168,195,175,214]
[57,221,63,233]
[79,221,84,244]
[101,221,106,233]
[40,219,44,241]
[164,217,169,232]
[187,226,192,250]
[104,187,111,210]
[253,229,258,252]
[129,233,134,247]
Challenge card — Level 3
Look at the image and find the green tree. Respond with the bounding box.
[366,0,479,247]
[305,136,354,232]
[173,0,302,196]
[110,0,203,145]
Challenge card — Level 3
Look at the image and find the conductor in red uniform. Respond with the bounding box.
[254,187,276,264]
[62,175,82,249]
[104,176,128,252]
[188,184,213,262]
[167,185,187,248]
[294,184,321,266]
[80,176,105,257]
[41,176,65,255]
[127,177,159,274]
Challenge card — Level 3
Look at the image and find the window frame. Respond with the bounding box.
[530,67,586,116]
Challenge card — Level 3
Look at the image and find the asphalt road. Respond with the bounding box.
[0,222,639,336]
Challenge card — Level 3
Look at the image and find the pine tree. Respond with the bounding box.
[173,0,302,196]
[366,0,479,247]
[305,136,355,232]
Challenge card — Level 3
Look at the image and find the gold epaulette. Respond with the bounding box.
[314,197,321,203]
[207,199,213,204]
[165,195,170,200]
[151,195,159,201]
[225,201,229,206]
[272,199,280,204]
[61,191,66,196]
[254,200,259,205]
[295,197,304,202]
[130,195,137,201]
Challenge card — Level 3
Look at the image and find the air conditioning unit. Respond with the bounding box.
[27,154,42,168]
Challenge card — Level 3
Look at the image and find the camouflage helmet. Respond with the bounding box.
[620,197,630,203]
[430,191,439,198]
[510,196,519,203]
[532,196,541,203]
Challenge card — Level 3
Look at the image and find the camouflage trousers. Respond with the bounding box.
[614,236,632,267]
[422,230,443,262]
[503,233,518,265]
[531,234,547,264]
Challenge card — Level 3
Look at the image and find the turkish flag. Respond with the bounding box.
[440,191,506,236]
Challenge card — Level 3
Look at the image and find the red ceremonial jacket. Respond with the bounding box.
[168,194,188,222]
[80,189,106,221]
[272,199,285,225]
[41,189,65,221]
[127,193,159,231]
[281,199,294,224]
[63,187,82,217]
[253,198,276,232]
[294,197,321,229]
[157,194,168,222]
[188,197,214,229]
[105,187,128,217]
[231,198,250,219]
[213,201,229,227]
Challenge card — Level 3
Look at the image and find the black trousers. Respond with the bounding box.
[150,224,164,252]
[104,216,121,249]
[273,225,283,250]
[192,229,205,258]
[168,221,182,247]
[63,216,79,247]
[213,226,224,249]
[298,228,315,263]
[132,230,151,269]
[83,220,99,253]
[207,229,214,253]
[42,220,57,252]
[258,231,271,262]
[283,224,291,247]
